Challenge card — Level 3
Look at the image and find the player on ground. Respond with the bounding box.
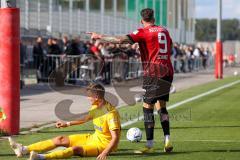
[8,83,121,160]
[88,8,174,153]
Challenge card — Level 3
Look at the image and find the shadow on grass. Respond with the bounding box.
[0,153,16,157]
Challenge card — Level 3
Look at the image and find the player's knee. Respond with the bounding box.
[143,102,154,109]
[157,100,166,108]
[53,136,70,147]
[72,146,83,156]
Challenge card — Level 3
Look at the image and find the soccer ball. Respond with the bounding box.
[234,71,238,76]
[126,127,142,142]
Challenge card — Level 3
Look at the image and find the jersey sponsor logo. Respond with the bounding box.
[109,118,118,124]
[94,125,103,131]
[157,55,169,60]
[132,30,139,35]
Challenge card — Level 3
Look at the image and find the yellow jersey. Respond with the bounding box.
[89,101,121,149]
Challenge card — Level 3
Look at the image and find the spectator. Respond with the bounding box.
[193,46,201,71]
[179,45,186,73]
[78,37,88,54]
[69,37,81,55]
[90,40,105,81]
[172,43,180,73]
[47,37,62,55]
[202,47,210,69]
[20,41,27,88]
[20,41,27,66]
[33,36,44,69]
[51,38,62,55]
[20,35,216,85]
[186,46,194,72]
[62,36,72,55]
[99,43,111,84]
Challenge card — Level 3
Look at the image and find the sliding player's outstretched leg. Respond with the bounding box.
[8,135,69,158]
[8,137,29,157]
[29,146,80,160]
[156,100,173,153]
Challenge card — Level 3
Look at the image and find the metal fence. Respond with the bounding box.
[171,56,214,73]
[21,54,142,85]
[20,52,214,86]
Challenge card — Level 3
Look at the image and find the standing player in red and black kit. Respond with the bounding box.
[88,8,173,154]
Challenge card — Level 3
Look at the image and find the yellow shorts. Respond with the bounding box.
[68,134,105,157]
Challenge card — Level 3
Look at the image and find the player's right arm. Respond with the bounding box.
[56,114,93,128]
[87,32,133,44]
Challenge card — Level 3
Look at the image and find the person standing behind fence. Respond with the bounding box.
[33,36,44,69]
[202,47,210,69]
[90,40,105,81]
[47,38,61,55]
[52,38,62,55]
[193,46,201,71]
[62,36,72,55]
[186,46,193,72]
[179,45,186,73]
[70,37,82,55]
[46,38,62,78]
[172,43,180,73]
[78,37,88,54]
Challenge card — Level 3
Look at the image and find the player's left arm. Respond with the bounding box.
[97,129,120,160]
[87,32,133,44]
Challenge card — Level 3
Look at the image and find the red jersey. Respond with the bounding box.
[128,25,174,78]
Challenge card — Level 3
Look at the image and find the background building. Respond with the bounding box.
[16,0,195,44]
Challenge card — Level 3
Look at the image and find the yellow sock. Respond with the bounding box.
[27,140,56,153]
[44,147,74,159]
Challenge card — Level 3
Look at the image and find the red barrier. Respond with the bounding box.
[215,43,219,79]
[215,41,223,79]
[0,8,20,135]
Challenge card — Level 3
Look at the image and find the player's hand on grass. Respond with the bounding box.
[56,121,68,128]
[87,32,102,40]
[96,151,108,160]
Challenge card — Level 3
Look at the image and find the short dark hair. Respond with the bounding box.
[86,83,105,99]
[141,8,154,22]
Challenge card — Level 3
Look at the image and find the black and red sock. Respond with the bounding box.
[143,107,155,142]
[157,108,170,136]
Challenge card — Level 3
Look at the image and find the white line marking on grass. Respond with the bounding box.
[121,79,240,128]
[120,139,240,143]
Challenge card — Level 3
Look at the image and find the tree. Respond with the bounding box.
[195,19,240,41]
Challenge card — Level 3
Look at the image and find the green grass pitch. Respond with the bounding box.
[0,77,240,160]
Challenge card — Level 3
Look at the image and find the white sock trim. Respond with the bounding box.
[22,146,29,155]
[146,140,154,148]
[165,135,170,142]
[38,154,46,160]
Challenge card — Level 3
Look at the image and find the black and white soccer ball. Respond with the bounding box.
[126,127,142,142]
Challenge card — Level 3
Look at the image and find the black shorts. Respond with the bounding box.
[143,76,173,104]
